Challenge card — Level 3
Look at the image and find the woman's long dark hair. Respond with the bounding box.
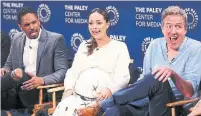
[87,8,110,55]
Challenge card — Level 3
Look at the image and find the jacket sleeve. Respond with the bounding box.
[43,35,68,85]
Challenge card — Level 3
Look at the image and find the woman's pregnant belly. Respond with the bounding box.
[74,68,113,98]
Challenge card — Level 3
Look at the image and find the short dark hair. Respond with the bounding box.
[17,6,38,24]
[88,8,110,23]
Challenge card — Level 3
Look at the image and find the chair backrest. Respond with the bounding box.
[198,80,201,96]
[68,58,74,68]
[128,64,143,84]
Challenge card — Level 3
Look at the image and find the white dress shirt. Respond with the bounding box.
[23,29,41,75]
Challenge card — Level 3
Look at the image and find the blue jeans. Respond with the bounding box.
[100,73,179,116]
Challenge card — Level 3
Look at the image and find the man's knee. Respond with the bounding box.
[143,73,170,91]
[104,106,120,116]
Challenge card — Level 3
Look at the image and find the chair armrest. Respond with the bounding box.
[47,86,65,93]
[166,97,199,107]
[37,83,64,89]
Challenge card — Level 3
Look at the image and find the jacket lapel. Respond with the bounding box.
[18,33,26,69]
[36,28,48,74]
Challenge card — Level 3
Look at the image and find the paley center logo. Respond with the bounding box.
[9,28,19,39]
[184,8,198,30]
[105,6,119,26]
[37,4,51,23]
[141,37,154,55]
[71,33,84,51]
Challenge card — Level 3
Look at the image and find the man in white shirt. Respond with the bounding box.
[0,6,68,111]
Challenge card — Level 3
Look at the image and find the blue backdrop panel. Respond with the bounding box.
[1,1,201,67]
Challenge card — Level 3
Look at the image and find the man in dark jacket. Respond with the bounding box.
[1,31,18,110]
[1,31,11,67]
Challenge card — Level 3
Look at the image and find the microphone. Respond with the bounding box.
[96,48,99,51]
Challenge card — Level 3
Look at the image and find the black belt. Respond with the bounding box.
[75,92,96,101]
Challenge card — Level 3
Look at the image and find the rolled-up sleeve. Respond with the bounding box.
[183,46,201,97]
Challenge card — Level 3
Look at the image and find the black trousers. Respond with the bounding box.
[101,73,185,116]
[1,88,17,110]
[1,71,39,109]
[1,73,19,91]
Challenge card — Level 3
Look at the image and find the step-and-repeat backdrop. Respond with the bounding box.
[1,1,200,67]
